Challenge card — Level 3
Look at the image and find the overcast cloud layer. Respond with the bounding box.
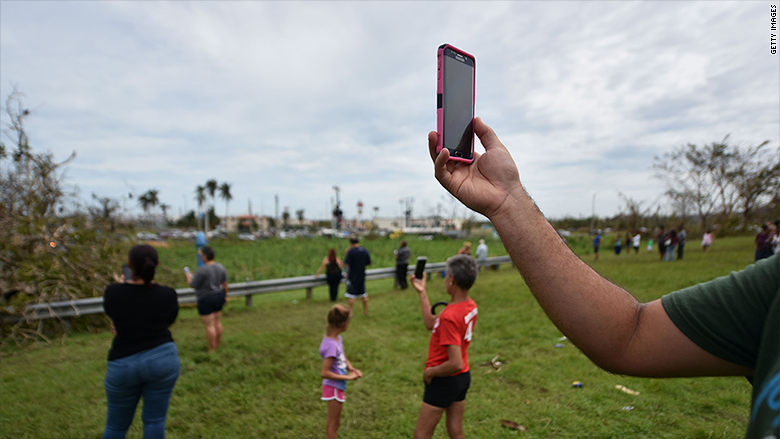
[1,1,778,223]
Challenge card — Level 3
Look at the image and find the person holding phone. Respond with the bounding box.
[410,254,479,439]
[427,117,778,438]
[185,246,228,352]
[394,240,411,290]
[102,244,180,439]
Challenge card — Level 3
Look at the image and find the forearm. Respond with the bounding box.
[425,359,462,378]
[321,371,351,381]
[489,187,644,371]
[417,290,436,330]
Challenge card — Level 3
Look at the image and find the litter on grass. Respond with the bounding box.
[554,343,564,348]
[621,406,634,411]
[571,381,583,387]
[615,384,640,396]
[480,354,503,371]
[500,420,527,431]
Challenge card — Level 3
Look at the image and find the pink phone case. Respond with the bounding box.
[437,44,475,164]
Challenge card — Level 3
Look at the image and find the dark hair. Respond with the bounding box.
[128,244,158,287]
[201,246,215,262]
[327,305,351,328]
[349,236,359,245]
[327,248,337,265]
[446,254,479,290]
[400,240,407,248]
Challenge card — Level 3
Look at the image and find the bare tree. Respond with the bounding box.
[728,141,780,226]
[1,89,125,346]
[653,143,718,229]
[89,193,121,231]
[705,136,740,219]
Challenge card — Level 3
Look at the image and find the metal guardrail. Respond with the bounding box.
[15,256,513,321]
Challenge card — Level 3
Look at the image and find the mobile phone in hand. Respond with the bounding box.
[183,267,190,274]
[122,264,132,281]
[414,257,427,279]
[437,44,475,164]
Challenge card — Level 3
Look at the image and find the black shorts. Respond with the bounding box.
[197,293,225,316]
[423,371,471,408]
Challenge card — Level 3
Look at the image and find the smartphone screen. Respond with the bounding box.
[438,45,475,162]
[122,264,132,281]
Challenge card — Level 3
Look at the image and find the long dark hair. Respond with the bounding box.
[327,248,337,265]
[128,244,158,287]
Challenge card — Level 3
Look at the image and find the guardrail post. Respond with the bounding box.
[245,295,253,307]
[306,287,312,301]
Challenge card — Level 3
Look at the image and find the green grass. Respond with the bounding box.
[152,235,507,290]
[0,236,757,438]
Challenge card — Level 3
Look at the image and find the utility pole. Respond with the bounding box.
[275,194,279,230]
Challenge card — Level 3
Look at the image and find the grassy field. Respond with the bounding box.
[0,235,759,438]
[151,234,507,290]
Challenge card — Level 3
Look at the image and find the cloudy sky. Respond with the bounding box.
[1,1,778,223]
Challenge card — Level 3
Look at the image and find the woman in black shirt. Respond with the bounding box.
[316,248,344,302]
[102,244,179,439]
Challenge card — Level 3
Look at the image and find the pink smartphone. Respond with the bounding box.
[437,44,476,164]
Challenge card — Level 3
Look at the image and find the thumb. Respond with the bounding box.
[474,117,502,153]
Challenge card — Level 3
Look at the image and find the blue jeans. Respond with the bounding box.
[103,342,180,439]
[665,245,677,262]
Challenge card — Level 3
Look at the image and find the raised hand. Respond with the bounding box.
[429,117,523,219]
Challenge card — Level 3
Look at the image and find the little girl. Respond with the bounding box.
[319,305,362,439]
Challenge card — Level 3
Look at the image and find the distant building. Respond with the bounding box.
[223,215,269,233]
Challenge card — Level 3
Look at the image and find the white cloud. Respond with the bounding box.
[1,1,777,222]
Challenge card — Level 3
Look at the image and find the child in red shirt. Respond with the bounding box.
[411,255,479,439]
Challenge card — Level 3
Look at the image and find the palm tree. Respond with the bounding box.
[296,209,305,226]
[195,185,206,230]
[146,189,159,210]
[219,182,232,220]
[160,203,170,225]
[138,189,159,224]
[138,194,151,216]
[205,179,218,232]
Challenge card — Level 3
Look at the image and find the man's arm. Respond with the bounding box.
[429,118,751,378]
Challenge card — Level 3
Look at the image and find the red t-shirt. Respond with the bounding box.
[425,298,478,375]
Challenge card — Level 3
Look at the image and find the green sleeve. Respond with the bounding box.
[661,254,779,369]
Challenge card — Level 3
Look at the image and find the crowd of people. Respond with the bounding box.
[103,240,484,439]
[592,220,780,264]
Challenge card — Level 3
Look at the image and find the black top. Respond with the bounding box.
[103,282,179,361]
[326,261,341,275]
[345,246,371,283]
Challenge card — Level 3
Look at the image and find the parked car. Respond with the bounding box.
[238,233,257,241]
[137,232,158,241]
